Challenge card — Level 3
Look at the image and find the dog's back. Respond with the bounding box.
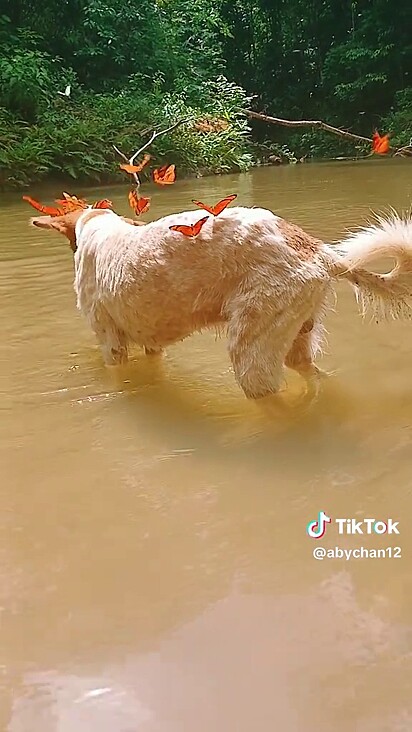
[75,207,328,352]
[32,204,412,398]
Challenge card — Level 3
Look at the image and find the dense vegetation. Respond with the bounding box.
[0,0,411,188]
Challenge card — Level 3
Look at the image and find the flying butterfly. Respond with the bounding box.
[56,192,87,205]
[55,192,88,212]
[57,84,71,98]
[120,153,151,175]
[128,190,151,216]
[153,164,176,185]
[372,131,390,155]
[169,216,209,238]
[22,196,64,217]
[92,199,113,209]
[192,193,237,216]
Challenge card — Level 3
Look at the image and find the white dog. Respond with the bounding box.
[31,206,412,398]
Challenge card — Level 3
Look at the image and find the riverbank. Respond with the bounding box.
[0,80,255,191]
[0,115,373,193]
[1,87,410,192]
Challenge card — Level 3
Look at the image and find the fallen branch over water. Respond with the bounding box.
[243,109,371,144]
[393,143,412,158]
[244,109,412,160]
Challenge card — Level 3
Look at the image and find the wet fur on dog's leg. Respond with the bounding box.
[91,313,129,365]
[284,292,331,386]
[144,346,163,355]
[227,304,308,400]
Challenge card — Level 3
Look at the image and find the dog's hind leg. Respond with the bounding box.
[284,307,329,394]
[227,307,304,399]
[144,346,163,356]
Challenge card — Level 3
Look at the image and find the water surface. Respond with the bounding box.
[1,161,412,731]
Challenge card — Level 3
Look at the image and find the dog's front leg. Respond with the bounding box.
[99,334,129,365]
[91,315,129,365]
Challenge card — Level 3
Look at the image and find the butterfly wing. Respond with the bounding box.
[377,134,390,154]
[153,165,167,184]
[191,216,209,235]
[62,192,87,205]
[120,154,151,175]
[136,196,151,215]
[22,196,63,216]
[210,194,237,216]
[372,131,390,154]
[56,192,88,211]
[163,164,176,184]
[192,199,214,215]
[153,164,176,185]
[128,190,139,214]
[169,223,194,236]
[134,153,151,172]
[128,190,150,215]
[169,216,209,237]
[55,201,86,213]
[372,131,381,153]
[120,164,138,174]
[92,199,113,209]
[193,194,237,216]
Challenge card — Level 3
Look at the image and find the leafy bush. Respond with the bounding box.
[0,27,76,123]
[0,75,254,188]
[380,89,412,148]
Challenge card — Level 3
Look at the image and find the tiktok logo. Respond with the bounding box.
[306,511,332,539]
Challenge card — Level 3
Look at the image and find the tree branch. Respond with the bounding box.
[131,118,189,162]
[112,144,129,162]
[113,118,190,187]
[393,144,412,158]
[243,109,371,144]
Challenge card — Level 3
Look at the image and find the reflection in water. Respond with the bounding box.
[1,161,412,731]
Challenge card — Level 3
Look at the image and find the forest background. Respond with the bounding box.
[0,0,411,188]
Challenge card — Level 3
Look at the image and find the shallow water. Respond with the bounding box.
[1,161,412,731]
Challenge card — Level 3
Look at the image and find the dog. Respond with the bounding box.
[30,206,412,399]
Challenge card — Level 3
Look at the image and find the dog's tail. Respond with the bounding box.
[327,212,412,320]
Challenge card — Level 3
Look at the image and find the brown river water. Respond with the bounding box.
[1,161,412,731]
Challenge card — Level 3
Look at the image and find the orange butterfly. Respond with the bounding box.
[22,195,64,217]
[92,199,113,209]
[55,192,88,209]
[192,193,237,216]
[128,190,151,216]
[54,192,88,214]
[372,131,390,155]
[120,153,151,175]
[153,164,176,185]
[169,216,209,238]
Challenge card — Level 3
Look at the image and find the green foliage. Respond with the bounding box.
[0,77,253,187]
[287,131,369,160]
[0,0,411,188]
[380,89,412,148]
[153,78,254,172]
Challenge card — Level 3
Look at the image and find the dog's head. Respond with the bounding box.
[31,208,85,252]
[30,208,145,253]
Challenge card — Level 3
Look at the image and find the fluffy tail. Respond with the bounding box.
[328,212,412,320]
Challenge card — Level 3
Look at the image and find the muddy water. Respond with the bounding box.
[1,161,412,732]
